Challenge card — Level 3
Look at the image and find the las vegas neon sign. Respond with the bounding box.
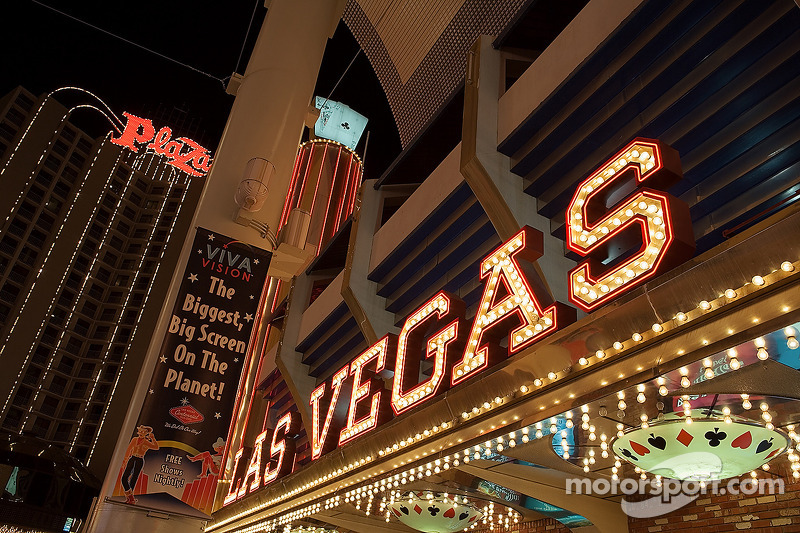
[224,138,696,504]
[110,112,212,177]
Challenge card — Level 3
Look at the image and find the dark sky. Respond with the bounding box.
[1,1,400,178]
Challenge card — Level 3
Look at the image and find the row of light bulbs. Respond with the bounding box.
[213,258,799,532]
[559,355,800,481]
[88,154,194,463]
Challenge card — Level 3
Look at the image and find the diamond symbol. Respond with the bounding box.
[677,429,694,447]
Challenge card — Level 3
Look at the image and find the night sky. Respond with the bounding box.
[1,1,400,179]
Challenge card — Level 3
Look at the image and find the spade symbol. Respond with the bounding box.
[428,506,440,516]
[756,438,774,454]
[704,428,727,447]
[400,506,409,515]
[459,512,469,521]
[620,448,638,461]
[647,433,667,450]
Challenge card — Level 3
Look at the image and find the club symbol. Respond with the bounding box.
[704,428,727,447]
[620,448,638,461]
[647,433,667,450]
[428,505,440,516]
[756,438,774,454]
[341,122,350,130]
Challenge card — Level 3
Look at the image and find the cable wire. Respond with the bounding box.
[235,0,261,74]
[30,0,228,87]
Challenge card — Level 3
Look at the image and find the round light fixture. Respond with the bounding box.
[611,411,789,481]
[388,492,482,533]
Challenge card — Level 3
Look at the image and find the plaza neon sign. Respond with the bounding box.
[110,112,212,177]
[224,138,695,503]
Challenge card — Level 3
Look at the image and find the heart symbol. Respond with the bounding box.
[647,434,666,450]
[443,508,455,518]
[630,440,650,456]
[731,431,752,449]
[766,449,780,460]
[756,438,774,454]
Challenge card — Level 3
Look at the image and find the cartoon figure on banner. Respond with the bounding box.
[187,437,225,478]
[120,425,159,504]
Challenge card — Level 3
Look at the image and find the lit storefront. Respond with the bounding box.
[133,1,800,532]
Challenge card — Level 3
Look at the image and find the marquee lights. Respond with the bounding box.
[217,138,800,527]
[110,112,212,177]
[309,366,348,460]
[264,411,300,484]
[566,139,694,311]
[224,448,246,505]
[391,292,464,415]
[453,226,573,385]
[339,336,395,444]
[240,431,269,497]
[213,256,800,532]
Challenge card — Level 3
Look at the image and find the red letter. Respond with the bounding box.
[237,430,268,497]
[566,138,694,311]
[339,335,396,445]
[392,292,465,415]
[223,447,245,505]
[309,365,348,460]
[452,226,574,386]
[170,137,212,177]
[110,112,155,152]
[263,412,299,485]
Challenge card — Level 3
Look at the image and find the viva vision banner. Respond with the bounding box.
[112,227,271,516]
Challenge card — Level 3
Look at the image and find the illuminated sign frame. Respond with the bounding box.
[110,112,212,177]
[223,138,695,503]
[566,138,694,311]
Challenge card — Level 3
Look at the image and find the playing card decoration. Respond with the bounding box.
[611,411,789,481]
[388,492,483,533]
